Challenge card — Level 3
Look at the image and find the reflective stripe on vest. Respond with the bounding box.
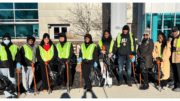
[56,42,71,59]
[0,44,18,61]
[177,37,180,54]
[117,33,134,52]
[39,45,54,62]
[98,39,114,53]
[81,43,96,60]
[23,44,33,61]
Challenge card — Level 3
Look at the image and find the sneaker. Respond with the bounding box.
[43,90,48,92]
[117,82,122,86]
[12,95,18,98]
[168,85,174,89]
[172,88,180,92]
[6,96,12,98]
[108,84,112,88]
[162,86,166,90]
[29,88,34,92]
[127,81,132,87]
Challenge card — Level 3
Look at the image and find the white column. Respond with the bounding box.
[111,3,127,38]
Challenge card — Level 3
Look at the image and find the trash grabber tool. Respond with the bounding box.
[45,62,51,94]
[31,63,38,95]
[102,45,106,73]
[157,60,161,92]
[129,55,135,77]
[79,61,82,92]
[17,67,20,98]
[66,61,70,93]
[139,74,141,86]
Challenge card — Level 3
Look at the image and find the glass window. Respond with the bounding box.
[15,3,38,9]
[16,25,39,37]
[164,30,172,39]
[146,13,151,28]
[0,3,13,9]
[0,11,14,19]
[164,13,174,29]
[176,13,180,29]
[15,11,38,19]
[0,25,15,37]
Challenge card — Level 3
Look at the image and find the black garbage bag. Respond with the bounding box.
[151,62,164,80]
[137,56,146,73]
[89,66,105,87]
[103,53,115,77]
[0,75,16,95]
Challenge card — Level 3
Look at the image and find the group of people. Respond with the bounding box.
[0,24,180,98]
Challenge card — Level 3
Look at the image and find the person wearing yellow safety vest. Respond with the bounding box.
[169,26,180,91]
[113,25,136,87]
[152,32,171,90]
[56,32,74,89]
[78,34,98,91]
[20,35,36,93]
[97,30,116,88]
[0,33,22,98]
[36,33,58,92]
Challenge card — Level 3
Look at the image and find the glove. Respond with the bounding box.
[79,57,82,63]
[156,57,163,62]
[94,62,98,67]
[131,55,136,62]
[173,47,176,52]
[16,63,21,71]
[113,55,116,59]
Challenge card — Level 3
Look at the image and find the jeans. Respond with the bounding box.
[118,56,132,83]
[0,68,17,97]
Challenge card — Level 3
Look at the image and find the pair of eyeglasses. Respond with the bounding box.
[143,34,148,36]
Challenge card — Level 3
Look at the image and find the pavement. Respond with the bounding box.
[0,83,180,98]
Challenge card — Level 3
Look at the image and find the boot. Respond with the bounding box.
[144,83,149,90]
[139,83,145,90]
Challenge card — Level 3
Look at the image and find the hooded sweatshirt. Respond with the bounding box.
[20,35,37,66]
[36,33,58,65]
[113,25,136,58]
[57,33,74,62]
[0,33,21,77]
[79,34,98,62]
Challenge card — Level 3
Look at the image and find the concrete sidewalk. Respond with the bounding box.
[0,83,180,98]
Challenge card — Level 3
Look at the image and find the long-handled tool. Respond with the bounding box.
[102,45,106,73]
[17,67,20,98]
[31,63,38,95]
[66,61,70,93]
[79,61,82,92]
[129,55,135,77]
[139,74,141,86]
[157,60,161,92]
[45,62,51,94]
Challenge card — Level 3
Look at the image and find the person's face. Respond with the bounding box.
[158,35,163,43]
[123,30,128,34]
[59,37,65,42]
[104,32,110,39]
[172,30,179,37]
[3,37,9,40]
[143,34,149,39]
[44,38,49,44]
[28,39,34,45]
[85,37,90,43]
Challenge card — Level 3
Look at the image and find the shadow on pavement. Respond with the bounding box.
[60,93,71,98]
[82,90,97,98]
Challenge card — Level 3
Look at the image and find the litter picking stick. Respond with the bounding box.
[66,61,70,93]
[129,55,135,77]
[102,45,106,73]
[45,62,51,94]
[157,60,161,91]
[31,63,38,95]
[17,67,20,98]
[80,62,82,91]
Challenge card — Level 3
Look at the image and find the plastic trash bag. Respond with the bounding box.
[103,53,115,77]
[89,66,105,87]
[151,62,164,80]
[137,56,146,73]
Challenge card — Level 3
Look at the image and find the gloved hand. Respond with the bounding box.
[101,50,106,54]
[79,57,82,63]
[16,63,21,71]
[173,47,176,52]
[113,55,116,59]
[108,53,113,58]
[131,55,136,62]
[156,57,163,62]
[94,62,98,68]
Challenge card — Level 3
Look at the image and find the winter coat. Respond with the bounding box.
[137,38,154,68]
[152,41,171,80]
[169,34,180,63]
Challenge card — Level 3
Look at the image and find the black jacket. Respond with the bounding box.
[0,42,21,77]
[113,26,136,58]
[36,40,58,65]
